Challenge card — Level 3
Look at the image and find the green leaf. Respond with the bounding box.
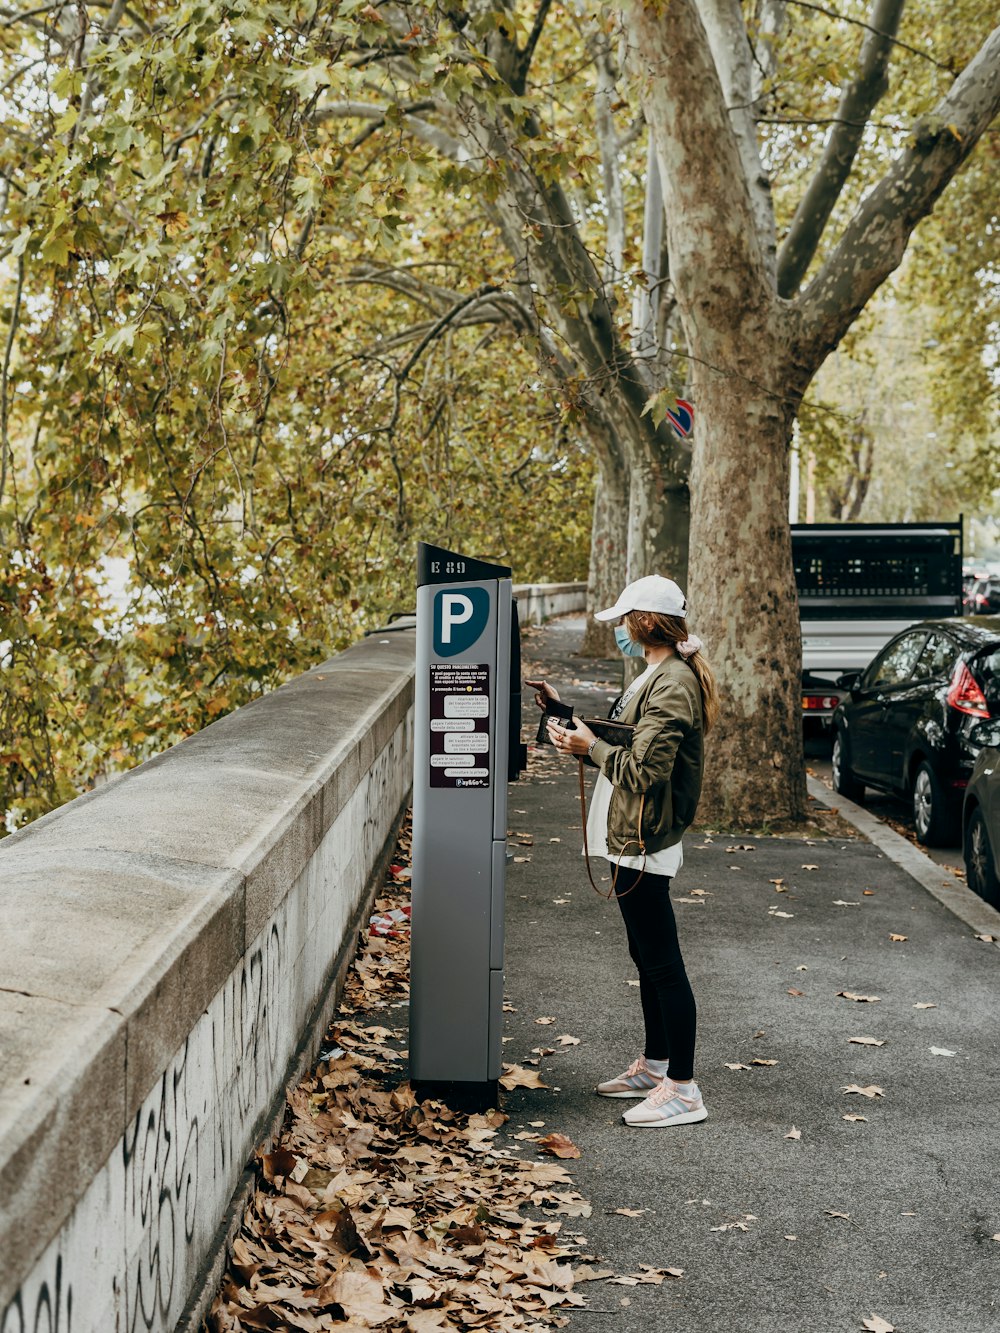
[40,233,70,266]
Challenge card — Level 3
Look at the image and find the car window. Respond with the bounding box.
[912,632,958,681]
[974,647,1000,685]
[865,632,928,688]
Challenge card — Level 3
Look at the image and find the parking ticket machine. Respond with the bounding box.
[409,542,527,1106]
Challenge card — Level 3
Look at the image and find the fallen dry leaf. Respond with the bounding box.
[843,1114,868,1122]
[724,1062,751,1071]
[535,1016,557,1025]
[913,1002,937,1009]
[929,1046,956,1057]
[838,991,881,1003]
[787,988,805,997]
[863,889,875,895]
[538,1132,582,1160]
[844,1084,884,1098]
[726,843,756,852]
[611,1207,647,1217]
[784,1126,802,1140]
[861,1316,895,1332]
[500,1063,550,1090]
[801,863,819,870]
[556,1034,580,1047]
[888,933,908,942]
[974,933,996,942]
[784,1234,797,1241]
[751,1058,778,1066]
[825,1210,851,1220]
[849,1036,885,1046]
[574,1265,616,1282]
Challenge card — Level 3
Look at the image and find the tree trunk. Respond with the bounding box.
[686,334,806,825]
[580,456,627,657]
[626,448,690,588]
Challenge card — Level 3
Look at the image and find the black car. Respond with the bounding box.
[963,743,1000,908]
[831,617,1000,845]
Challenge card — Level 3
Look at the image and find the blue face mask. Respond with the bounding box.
[614,626,646,659]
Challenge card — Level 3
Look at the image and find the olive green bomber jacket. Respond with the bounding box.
[589,655,704,855]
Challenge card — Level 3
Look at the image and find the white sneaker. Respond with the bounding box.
[595,1055,666,1098]
[622,1077,708,1127]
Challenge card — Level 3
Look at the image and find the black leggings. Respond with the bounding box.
[613,865,697,1081]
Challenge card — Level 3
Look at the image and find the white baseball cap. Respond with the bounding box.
[594,575,690,622]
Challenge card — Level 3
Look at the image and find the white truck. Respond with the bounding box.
[793,521,964,728]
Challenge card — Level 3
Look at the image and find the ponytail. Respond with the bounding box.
[624,609,720,733]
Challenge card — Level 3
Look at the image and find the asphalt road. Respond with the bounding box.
[499,616,1000,1333]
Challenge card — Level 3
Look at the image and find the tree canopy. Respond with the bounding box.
[1,0,997,830]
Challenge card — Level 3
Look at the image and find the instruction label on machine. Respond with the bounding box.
[429,663,491,788]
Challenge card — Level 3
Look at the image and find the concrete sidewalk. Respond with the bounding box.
[500,616,1000,1333]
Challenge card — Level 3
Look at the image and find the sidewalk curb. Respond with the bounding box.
[807,775,1000,949]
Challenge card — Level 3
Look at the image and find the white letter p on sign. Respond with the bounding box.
[440,593,474,644]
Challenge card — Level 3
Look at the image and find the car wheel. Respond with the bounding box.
[832,730,864,803]
[964,807,1000,909]
[912,761,959,847]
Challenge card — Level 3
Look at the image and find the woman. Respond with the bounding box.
[526,575,718,1129]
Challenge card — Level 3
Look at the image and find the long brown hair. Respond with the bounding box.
[624,610,720,733]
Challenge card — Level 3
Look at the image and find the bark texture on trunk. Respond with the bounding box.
[623,0,805,825]
[580,457,628,657]
[686,334,806,823]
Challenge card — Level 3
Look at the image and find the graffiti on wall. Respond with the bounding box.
[1,719,410,1333]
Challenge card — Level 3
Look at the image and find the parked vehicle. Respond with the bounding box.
[794,521,963,729]
[831,616,1000,845]
[965,576,1000,615]
[963,743,1000,908]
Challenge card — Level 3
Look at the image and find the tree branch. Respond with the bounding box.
[509,0,553,94]
[777,0,904,298]
[314,99,468,161]
[696,0,778,282]
[785,0,956,76]
[0,254,24,513]
[590,31,626,286]
[797,23,1000,364]
[622,0,772,319]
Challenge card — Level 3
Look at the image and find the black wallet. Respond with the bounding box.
[535,699,634,768]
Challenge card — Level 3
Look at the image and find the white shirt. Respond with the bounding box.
[583,662,684,876]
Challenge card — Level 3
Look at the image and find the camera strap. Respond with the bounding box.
[578,759,646,901]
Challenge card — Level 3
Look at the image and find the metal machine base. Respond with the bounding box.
[411,1079,500,1114]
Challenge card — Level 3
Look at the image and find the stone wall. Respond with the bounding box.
[513,582,586,627]
[0,584,582,1333]
[0,629,415,1333]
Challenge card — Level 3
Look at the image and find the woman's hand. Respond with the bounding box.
[525,677,560,710]
[546,717,598,757]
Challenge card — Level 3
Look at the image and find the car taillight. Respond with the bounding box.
[946,662,990,718]
[802,694,840,711]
